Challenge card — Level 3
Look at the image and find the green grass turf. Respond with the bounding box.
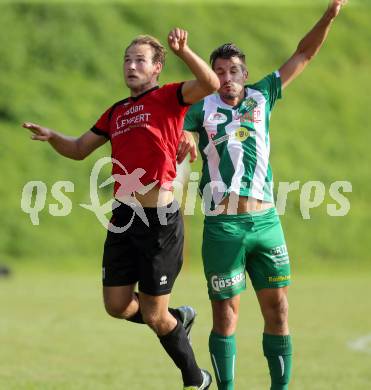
[1,263,370,389]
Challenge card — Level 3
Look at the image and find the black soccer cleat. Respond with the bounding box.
[177,305,197,340]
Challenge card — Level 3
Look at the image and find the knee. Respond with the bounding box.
[141,311,166,332]
[213,302,239,336]
[104,301,133,320]
[142,311,160,328]
[264,297,289,327]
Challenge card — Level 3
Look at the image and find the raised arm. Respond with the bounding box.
[279,0,347,89]
[22,122,107,160]
[168,28,220,104]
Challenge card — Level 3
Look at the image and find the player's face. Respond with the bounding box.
[213,56,248,102]
[124,44,162,93]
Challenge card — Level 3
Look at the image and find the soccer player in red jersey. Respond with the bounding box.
[23,28,219,389]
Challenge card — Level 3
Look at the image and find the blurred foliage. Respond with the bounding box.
[0,1,370,270]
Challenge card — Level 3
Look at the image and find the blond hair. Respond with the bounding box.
[126,35,166,65]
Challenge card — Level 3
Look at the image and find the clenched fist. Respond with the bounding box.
[327,0,348,19]
[168,28,189,55]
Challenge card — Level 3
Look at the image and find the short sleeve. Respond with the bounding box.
[90,107,112,139]
[184,100,204,133]
[250,71,282,109]
[161,82,190,106]
[157,83,190,120]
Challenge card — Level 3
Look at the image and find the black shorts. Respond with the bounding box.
[102,201,184,296]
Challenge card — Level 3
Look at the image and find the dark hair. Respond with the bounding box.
[126,35,166,65]
[210,43,246,70]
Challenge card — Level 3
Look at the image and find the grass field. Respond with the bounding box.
[1,262,370,389]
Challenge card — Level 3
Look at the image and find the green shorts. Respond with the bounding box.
[202,207,291,300]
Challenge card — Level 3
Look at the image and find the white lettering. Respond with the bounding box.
[300,181,326,220]
[276,181,300,216]
[124,104,144,116]
[49,181,74,216]
[21,181,47,225]
[327,181,352,217]
[117,112,151,130]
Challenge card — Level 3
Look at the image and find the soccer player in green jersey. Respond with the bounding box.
[183,1,347,389]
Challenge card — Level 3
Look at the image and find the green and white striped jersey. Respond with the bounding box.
[184,71,282,207]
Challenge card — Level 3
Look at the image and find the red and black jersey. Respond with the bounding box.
[91,83,189,195]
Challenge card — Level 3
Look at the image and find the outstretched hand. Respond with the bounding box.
[168,28,189,55]
[22,122,53,141]
[327,0,348,19]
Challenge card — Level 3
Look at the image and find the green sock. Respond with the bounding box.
[263,333,292,390]
[209,332,236,390]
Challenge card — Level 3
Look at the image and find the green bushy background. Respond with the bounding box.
[1,0,370,271]
[1,2,371,389]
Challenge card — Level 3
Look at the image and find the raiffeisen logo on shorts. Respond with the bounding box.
[211,272,246,292]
